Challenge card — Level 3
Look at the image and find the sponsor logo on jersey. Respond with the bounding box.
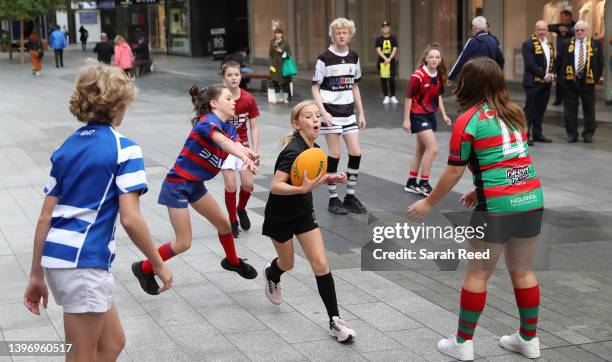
[506,165,530,185]
[509,193,537,207]
[198,148,224,168]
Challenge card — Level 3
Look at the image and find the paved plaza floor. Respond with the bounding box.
[1,47,611,361]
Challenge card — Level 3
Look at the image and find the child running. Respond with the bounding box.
[23,62,173,361]
[312,17,368,215]
[403,43,452,196]
[262,100,357,343]
[132,84,259,295]
[407,58,544,361]
[219,61,261,238]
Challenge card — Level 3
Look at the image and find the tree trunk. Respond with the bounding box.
[19,17,24,64]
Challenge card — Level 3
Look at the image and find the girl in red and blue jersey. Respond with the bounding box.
[132,84,260,295]
[403,43,452,196]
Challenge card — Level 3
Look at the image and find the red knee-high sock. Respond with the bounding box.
[456,288,487,343]
[514,285,540,341]
[141,243,176,274]
[225,190,238,222]
[219,232,239,265]
[237,187,252,211]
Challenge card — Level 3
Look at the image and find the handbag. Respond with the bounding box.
[379,62,390,78]
[282,56,298,77]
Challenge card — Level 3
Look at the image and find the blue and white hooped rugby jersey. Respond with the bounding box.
[312,46,362,126]
[42,122,148,270]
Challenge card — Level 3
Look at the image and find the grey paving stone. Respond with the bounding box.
[343,302,422,332]
[0,280,27,305]
[164,321,237,357]
[258,312,328,344]
[291,339,366,361]
[0,255,26,283]
[227,289,296,316]
[386,328,453,361]
[141,297,206,326]
[361,347,427,361]
[539,345,607,361]
[284,294,358,324]
[174,282,235,310]
[578,342,612,361]
[121,315,191,362]
[225,330,305,361]
[318,319,403,354]
[199,305,267,334]
[203,271,263,293]
[199,350,251,362]
[0,303,52,331]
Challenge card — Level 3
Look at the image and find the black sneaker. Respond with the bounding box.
[131,261,159,295]
[328,197,348,215]
[404,181,422,194]
[221,258,258,279]
[237,209,251,230]
[231,220,240,238]
[418,181,432,196]
[343,195,367,214]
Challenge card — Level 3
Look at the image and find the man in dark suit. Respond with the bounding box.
[557,20,604,143]
[522,20,555,145]
[548,10,576,105]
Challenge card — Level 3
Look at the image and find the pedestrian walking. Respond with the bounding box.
[26,31,44,77]
[79,25,89,51]
[268,28,292,104]
[49,26,66,68]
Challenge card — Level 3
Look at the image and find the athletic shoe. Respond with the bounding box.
[328,197,348,215]
[221,258,258,279]
[343,195,367,214]
[329,317,356,343]
[382,96,390,104]
[437,335,474,361]
[499,332,540,359]
[231,220,240,238]
[390,96,399,104]
[264,265,282,305]
[404,181,422,194]
[237,209,251,230]
[418,181,433,196]
[131,261,159,295]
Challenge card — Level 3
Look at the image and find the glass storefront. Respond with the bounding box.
[503,0,607,81]
[166,0,190,55]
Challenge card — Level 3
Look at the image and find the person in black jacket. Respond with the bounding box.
[548,10,576,105]
[556,20,604,143]
[522,20,555,145]
[93,33,113,65]
[448,16,504,81]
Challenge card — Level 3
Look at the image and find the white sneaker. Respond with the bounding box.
[390,96,399,104]
[263,265,282,305]
[329,316,356,343]
[382,96,390,104]
[499,332,540,359]
[437,335,474,361]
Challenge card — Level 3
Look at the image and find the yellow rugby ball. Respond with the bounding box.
[290,148,328,186]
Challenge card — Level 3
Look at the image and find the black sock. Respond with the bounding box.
[266,257,285,283]
[347,155,361,196]
[315,272,339,322]
[327,156,340,199]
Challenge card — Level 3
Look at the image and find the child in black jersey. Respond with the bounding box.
[262,100,356,343]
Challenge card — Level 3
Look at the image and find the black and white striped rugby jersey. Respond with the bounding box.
[312,46,362,126]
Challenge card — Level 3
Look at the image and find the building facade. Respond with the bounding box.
[249,0,608,84]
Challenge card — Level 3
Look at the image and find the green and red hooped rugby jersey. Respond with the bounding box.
[447,103,543,213]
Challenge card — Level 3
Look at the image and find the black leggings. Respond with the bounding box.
[54,49,63,67]
[377,60,396,97]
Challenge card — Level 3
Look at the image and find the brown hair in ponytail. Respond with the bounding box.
[453,58,526,131]
[188,83,227,125]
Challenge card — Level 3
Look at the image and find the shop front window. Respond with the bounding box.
[166,0,190,55]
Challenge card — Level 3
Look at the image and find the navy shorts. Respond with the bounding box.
[158,179,208,208]
[410,113,437,133]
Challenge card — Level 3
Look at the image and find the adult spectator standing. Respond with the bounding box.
[557,20,604,143]
[79,25,89,51]
[448,16,504,81]
[375,21,398,104]
[268,28,292,104]
[522,20,555,145]
[548,10,576,105]
[93,33,114,65]
[48,26,66,68]
[113,35,133,76]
